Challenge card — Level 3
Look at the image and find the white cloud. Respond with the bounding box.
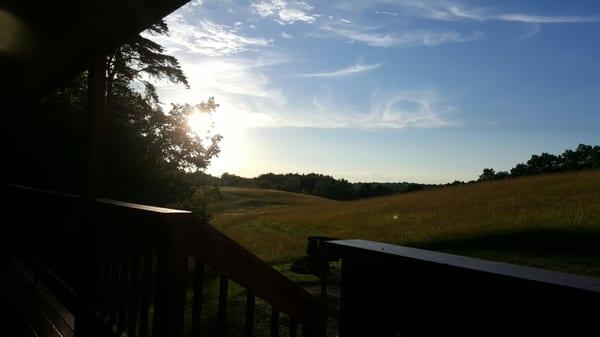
[154,55,288,175]
[322,25,482,47]
[251,0,318,24]
[280,31,292,38]
[323,26,395,47]
[288,90,459,129]
[149,14,272,57]
[339,18,352,23]
[300,62,382,78]
[397,1,600,24]
[374,10,398,17]
[396,0,475,21]
[362,90,459,128]
[497,14,600,24]
[520,23,541,40]
[252,0,280,16]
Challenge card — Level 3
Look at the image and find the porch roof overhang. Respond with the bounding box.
[0,0,188,106]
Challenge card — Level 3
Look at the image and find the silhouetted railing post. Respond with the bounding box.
[326,239,600,337]
[153,215,189,337]
[337,257,393,337]
[84,55,106,199]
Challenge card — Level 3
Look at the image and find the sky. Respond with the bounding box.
[150,0,600,183]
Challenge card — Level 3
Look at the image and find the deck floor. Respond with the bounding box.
[1,256,74,337]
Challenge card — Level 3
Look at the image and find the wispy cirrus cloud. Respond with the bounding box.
[297,90,459,129]
[251,0,319,25]
[363,90,459,128]
[520,23,541,40]
[300,62,382,78]
[374,10,398,17]
[149,14,272,57]
[497,14,600,24]
[322,25,482,47]
[396,0,600,24]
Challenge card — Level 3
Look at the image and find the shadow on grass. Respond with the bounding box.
[409,227,600,277]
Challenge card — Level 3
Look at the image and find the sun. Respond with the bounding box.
[187,106,248,176]
[187,110,214,138]
[186,101,274,176]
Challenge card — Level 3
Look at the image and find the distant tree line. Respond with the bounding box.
[201,143,600,201]
[204,172,433,201]
[478,144,600,182]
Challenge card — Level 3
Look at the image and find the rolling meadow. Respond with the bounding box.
[208,169,600,277]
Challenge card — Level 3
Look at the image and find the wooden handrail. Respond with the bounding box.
[5,185,327,337]
[181,216,328,329]
[325,239,600,337]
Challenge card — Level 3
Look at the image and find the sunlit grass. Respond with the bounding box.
[209,170,600,277]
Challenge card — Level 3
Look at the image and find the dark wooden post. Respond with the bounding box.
[153,215,188,337]
[327,239,600,337]
[75,55,107,336]
[84,55,106,198]
[337,257,393,337]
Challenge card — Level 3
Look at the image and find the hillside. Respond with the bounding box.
[207,187,336,214]
[208,170,600,277]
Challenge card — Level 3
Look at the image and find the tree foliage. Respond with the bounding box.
[215,172,432,200]
[106,21,189,103]
[12,20,221,216]
[479,168,496,182]
[480,144,600,181]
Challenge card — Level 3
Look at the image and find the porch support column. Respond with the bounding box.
[84,55,106,198]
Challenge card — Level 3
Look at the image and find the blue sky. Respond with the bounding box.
[151,0,600,183]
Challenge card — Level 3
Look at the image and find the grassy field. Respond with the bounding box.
[208,170,600,277]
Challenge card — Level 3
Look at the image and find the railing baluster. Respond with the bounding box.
[128,255,141,337]
[100,257,111,320]
[244,292,255,337]
[153,225,188,337]
[109,255,120,327]
[217,277,229,337]
[118,255,130,332]
[191,260,205,337]
[271,308,280,337]
[289,319,298,337]
[139,254,152,337]
[96,257,104,314]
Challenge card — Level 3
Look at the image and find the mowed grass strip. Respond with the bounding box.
[209,170,600,277]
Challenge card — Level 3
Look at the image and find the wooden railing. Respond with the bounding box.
[325,239,600,337]
[5,185,327,337]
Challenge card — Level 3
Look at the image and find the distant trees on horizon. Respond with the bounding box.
[216,172,431,201]
[206,144,600,201]
[479,144,600,182]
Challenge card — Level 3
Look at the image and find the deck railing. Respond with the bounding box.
[6,185,327,337]
[325,239,600,337]
[7,184,600,337]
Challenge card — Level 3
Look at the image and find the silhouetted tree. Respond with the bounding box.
[526,153,560,174]
[14,20,221,215]
[494,171,510,180]
[510,163,529,177]
[106,20,188,103]
[484,144,600,181]
[479,168,496,181]
[562,144,600,170]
